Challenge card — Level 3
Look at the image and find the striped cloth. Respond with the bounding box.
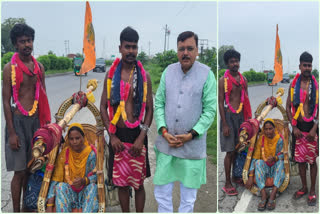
[294,132,318,164]
[112,143,146,190]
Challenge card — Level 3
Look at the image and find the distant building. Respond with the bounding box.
[67,53,77,59]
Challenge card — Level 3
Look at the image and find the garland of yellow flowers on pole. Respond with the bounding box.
[107,58,147,134]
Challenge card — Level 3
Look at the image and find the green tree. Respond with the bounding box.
[199,47,217,74]
[1,51,14,70]
[154,50,178,70]
[312,69,319,79]
[218,45,234,69]
[1,18,26,55]
[137,51,148,65]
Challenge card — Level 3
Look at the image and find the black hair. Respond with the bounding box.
[177,31,198,47]
[68,126,85,137]
[120,26,139,44]
[263,120,275,128]
[299,51,313,63]
[223,49,241,65]
[10,23,35,45]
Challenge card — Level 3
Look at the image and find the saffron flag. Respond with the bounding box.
[79,1,96,75]
[271,24,283,85]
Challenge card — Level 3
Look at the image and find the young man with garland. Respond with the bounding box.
[218,49,252,196]
[286,52,319,206]
[153,31,216,212]
[100,26,153,212]
[2,24,51,212]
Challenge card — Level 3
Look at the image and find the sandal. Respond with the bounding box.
[258,199,268,211]
[222,186,238,196]
[308,195,317,206]
[293,190,307,200]
[233,177,244,186]
[267,199,276,210]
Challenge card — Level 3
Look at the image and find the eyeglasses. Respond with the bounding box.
[178,46,195,52]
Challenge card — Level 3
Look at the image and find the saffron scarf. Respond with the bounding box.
[253,119,280,160]
[11,53,51,126]
[51,123,92,187]
[225,70,252,120]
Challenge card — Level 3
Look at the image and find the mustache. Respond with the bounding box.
[126,54,136,58]
[24,47,32,51]
[182,55,190,60]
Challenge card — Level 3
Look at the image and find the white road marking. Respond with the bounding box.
[233,189,253,213]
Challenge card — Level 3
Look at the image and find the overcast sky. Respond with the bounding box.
[2,1,217,58]
[219,1,319,73]
[2,1,319,73]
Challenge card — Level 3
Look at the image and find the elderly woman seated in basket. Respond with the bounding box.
[245,119,285,211]
[46,123,98,212]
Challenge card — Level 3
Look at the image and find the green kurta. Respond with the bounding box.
[153,146,206,189]
[153,64,216,189]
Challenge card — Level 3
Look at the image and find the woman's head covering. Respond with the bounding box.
[51,123,92,185]
[252,118,280,160]
[263,118,275,128]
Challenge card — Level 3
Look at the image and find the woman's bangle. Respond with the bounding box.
[85,177,90,185]
[47,203,54,207]
[275,156,279,162]
[249,174,254,177]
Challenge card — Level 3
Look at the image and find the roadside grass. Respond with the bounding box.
[144,63,163,93]
[46,69,72,75]
[207,116,217,164]
[248,80,266,86]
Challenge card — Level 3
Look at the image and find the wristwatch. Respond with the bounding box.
[188,129,199,140]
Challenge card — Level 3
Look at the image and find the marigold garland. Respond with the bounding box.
[107,58,147,134]
[291,73,318,126]
[224,70,244,114]
[11,64,40,116]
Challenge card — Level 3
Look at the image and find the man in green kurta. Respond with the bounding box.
[153,31,216,212]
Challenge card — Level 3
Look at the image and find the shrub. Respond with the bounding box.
[1,52,14,70]
[105,60,113,66]
[48,54,58,70]
[57,56,72,70]
[218,69,226,79]
[37,55,51,71]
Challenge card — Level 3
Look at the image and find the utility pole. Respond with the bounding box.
[167,29,170,51]
[199,39,208,60]
[102,38,106,58]
[261,60,264,72]
[64,40,68,56]
[164,24,167,52]
[148,41,151,57]
[64,40,70,56]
